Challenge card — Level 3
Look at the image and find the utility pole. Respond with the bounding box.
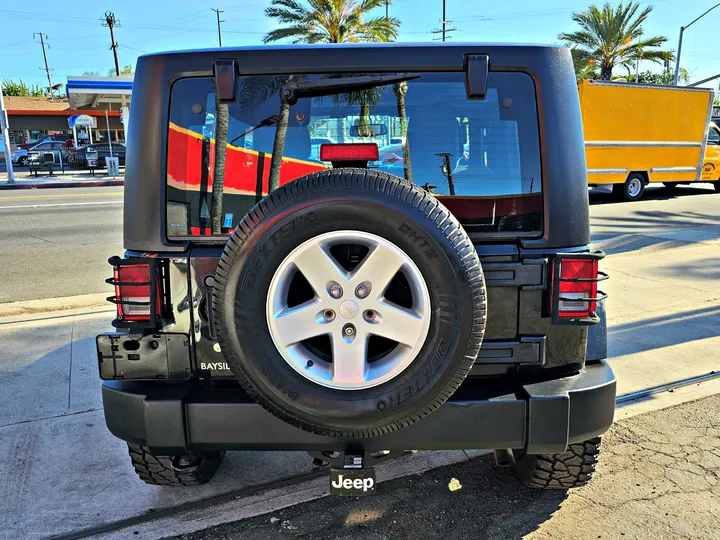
[102,12,121,76]
[0,85,15,184]
[385,0,389,19]
[34,33,53,96]
[431,0,456,42]
[211,9,224,47]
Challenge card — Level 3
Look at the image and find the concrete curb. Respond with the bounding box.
[0,293,110,318]
[0,180,124,190]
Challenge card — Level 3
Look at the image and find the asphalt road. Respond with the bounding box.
[0,183,718,304]
[0,186,123,303]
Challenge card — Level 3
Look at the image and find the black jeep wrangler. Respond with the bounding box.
[97,43,614,494]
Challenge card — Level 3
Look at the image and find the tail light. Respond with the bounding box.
[106,256,164,328]
[550,252,607,324]
[320,143,379,163]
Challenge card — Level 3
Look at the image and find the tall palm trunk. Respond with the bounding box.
[600,62,613,80]
[357,99,371,137]
[268,98,290,193]
[336,117,347,143]
[211,99,229,235]
[393,82,412,183]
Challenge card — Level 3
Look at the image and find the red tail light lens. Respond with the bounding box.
[549,253,607,323]
[112,264,161,322]
[320,143,379,162]
[557,259,598,317]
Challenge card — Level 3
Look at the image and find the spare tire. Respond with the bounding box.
[212,169,486,438]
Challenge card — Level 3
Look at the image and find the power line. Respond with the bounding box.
[431,0,456,41]
[33,32,53,95]
[211,8,224,47]
[101,11,121,76]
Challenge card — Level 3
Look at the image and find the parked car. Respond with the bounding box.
[97,43,614,496]
[13,141,67,166]
[18,133,73,150]
[67,143,126,168]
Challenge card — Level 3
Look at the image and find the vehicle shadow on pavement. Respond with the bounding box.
[608,304,720,358]
[589,185,716,205]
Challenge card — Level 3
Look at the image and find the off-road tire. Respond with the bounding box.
[514,437,602,489]
[212,169,487,439]
[127,443,225,486]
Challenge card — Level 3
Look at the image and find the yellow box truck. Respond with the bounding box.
[579,80,720,201]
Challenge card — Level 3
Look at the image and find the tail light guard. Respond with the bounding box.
[549,250,608,325]
[106,256,170,330]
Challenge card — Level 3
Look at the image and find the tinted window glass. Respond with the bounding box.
[167,72,541,237]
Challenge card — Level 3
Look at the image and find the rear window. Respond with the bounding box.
[166,71,541,238]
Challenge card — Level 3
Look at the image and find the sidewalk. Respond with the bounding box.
[178,393,720,540]
[0,170,123,190]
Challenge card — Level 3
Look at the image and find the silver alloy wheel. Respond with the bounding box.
[266,230,431,390]
[627,177,642,197]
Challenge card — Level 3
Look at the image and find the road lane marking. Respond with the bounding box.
[0,201,123,209]
[0,191,123,201]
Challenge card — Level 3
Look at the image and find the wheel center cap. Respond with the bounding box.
[339,300,359,319]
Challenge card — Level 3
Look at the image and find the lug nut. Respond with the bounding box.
[328,283,343,298]
[344,324,356,336]
[323,309,336,321]
[365,310,376,320]
[355,284,370,298]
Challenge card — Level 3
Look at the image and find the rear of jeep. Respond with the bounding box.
[97,43,615,493]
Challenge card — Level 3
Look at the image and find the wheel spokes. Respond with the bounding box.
[351,243,406,297]
[331,331,368,385]
[291,242,348,298]
[272,301,326,347]
[370,301,426,347]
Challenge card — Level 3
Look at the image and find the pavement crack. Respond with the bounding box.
[0,408,98,429]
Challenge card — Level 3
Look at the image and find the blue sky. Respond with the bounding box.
[1,0,718,89]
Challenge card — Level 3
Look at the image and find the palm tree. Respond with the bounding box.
[211,99,229,235]
[558,1,671,80]
[260,0,401,191]
[392,81,412,182]
[264,0,400,44]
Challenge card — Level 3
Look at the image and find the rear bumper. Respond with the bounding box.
[102,360,616,456]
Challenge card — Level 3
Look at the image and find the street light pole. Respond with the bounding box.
[674,3,720,86]
[0,85,16,185]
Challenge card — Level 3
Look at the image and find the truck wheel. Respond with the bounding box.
[212,169,487,438]
[127,443,225,486]
[714,181,720,192]
[613,174,645,201]
[18,156,28,167]
[513,437,602,489]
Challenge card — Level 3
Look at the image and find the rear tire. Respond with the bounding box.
[613,173,645,201]
[127,443,225,486]
[513,437,602,490]
[714,181,720,192]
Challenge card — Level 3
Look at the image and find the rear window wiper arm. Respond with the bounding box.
[281,73,420,105]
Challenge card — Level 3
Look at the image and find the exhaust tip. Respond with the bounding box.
[493,448,516,467]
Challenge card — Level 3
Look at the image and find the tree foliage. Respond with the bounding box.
[559,1,672,80]
[2,79,46,97]
[263,0,400,44]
